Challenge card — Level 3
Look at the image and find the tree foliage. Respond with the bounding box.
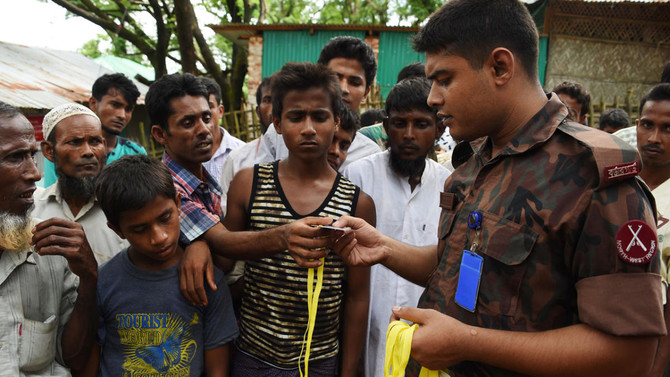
[55,0,441,110]
[396,0,442,26]
[51,0,247,109]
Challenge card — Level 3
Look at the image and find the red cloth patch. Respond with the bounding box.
[604,161,639,183]
[616,220,657,265]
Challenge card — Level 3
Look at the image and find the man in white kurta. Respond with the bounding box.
[344,150,450,377]
[341,76,451,377]
[635,84,670,375]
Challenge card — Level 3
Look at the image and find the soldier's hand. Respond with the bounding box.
[390,306,470,370]
[32,218,97,280]
[331,215,387,267]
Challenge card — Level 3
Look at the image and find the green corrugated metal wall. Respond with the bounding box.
[377,31,425,99]
[262,30,366,78]
[261,30,549,98]
[377,33,549,98]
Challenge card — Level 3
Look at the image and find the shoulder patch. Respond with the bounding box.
[604,161,640,183]
[615,220,657,265]
[558,121,640,190]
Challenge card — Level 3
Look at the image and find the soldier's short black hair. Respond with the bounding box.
[317,36,377,91]
[599,108,629,131]
[640,83,670,113]
[271,62,343,122]
[661,61,670,84]
[92,73,140,107]
[145,73,208,132]
[384,78,436,119]
[553,81,591,117]
[413,0,539,80]
[200,77,222,106]
[339,105,360,141]
[0,101,22,121]
[360,108,385,127]
[256,75,273,106]
[397,62,426,83]
[96,155,176,228]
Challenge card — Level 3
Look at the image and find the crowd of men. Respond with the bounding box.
[1,0,670,376]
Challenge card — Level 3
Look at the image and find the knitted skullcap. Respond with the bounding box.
[42,103,100,140]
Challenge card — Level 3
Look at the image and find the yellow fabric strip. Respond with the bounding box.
[299,257,325,377]
[385,320,441,377]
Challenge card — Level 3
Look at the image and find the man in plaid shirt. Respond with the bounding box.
[147,73,334,306]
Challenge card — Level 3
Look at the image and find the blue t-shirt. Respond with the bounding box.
[42,136,147,187]
[97,249,238,377]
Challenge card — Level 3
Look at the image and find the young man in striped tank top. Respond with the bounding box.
[224,62,376,377]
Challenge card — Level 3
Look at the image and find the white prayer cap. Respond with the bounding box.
[42,103,100,140]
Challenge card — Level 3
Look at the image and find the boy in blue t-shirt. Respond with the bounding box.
[82,155,238,377]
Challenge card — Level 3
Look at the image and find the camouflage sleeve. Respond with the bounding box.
[571,178,665,336]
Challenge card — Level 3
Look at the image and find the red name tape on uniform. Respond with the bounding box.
[604,161,639,183]
[615,220,657,265]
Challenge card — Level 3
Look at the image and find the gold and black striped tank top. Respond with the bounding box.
[236,161,360,368]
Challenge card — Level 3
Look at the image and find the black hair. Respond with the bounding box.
[317,36,377,91]
[145,73,208,131]
[339,105,360,140]
[271,62,343,122]
[640,83,670,114]
[199,77,222,106]
[599,108,629,131]
[0,101,22,121]
[662,61,670,84]
[360,108,385,127]
[92,73,140,107]
[397,62,426,83]
[413,0,539,80]
[96,155,176,228]
[256,75,273,106]
[385,78,436,118]
[552,81,591,117]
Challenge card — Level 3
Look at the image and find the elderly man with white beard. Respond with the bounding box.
[0,102,98,376]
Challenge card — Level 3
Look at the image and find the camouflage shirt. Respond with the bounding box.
[415,95,666,377]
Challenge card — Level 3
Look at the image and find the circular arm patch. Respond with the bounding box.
[615,220,657,265]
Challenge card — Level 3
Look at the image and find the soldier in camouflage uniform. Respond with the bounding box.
[331,0,666,375]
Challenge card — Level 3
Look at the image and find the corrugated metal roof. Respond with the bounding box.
[0,89,74,109]
[0,41,148,110]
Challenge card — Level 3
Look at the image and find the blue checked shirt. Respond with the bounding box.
[162,153,222,246]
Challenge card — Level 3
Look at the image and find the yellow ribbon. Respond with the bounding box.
[299,256,325,377]
[385,320,441,377]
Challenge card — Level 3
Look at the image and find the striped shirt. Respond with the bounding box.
[236,162,359,368]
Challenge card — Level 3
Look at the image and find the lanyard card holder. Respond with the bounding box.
[455,250,483,312]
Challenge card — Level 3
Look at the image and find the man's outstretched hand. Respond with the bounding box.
[329,215,388,267]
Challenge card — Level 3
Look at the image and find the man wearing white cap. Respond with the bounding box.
[33,103,129,265]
